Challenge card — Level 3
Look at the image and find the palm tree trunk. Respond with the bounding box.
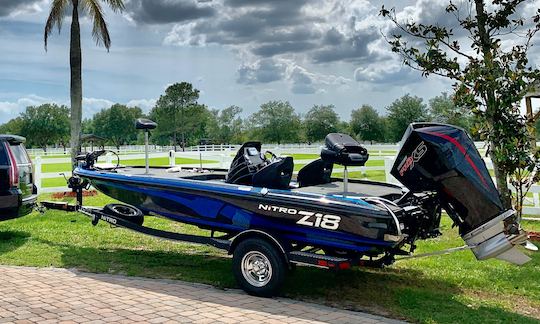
[70,0,83,169]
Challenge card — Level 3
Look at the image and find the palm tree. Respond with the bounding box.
[44,0,125,167]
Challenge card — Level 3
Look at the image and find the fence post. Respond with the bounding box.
[274,146,281,157]
[34,156,42,193]
[169,150,175,167]
[384,157,398,184]
[219,154,224,168]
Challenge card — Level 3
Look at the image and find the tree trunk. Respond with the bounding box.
[180,106,185,152]
[69,0,83,170]
[475,0,512,209]
[489,147,513,208]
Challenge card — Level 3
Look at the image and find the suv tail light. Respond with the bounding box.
[4,142,19,188]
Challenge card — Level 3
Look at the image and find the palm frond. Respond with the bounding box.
[101,0,125,13]
[84,0,112,50]
[44,0,69,51]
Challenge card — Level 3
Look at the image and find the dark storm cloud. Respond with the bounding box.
[162,0,392,87]
[313,28,380,63]
[0,0,38,17]
[237,59,284,84]
[127,0,215,24]
[162,0,383,64]
[224,0,308,9]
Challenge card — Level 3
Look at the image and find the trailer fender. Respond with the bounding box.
[229,229,289,265]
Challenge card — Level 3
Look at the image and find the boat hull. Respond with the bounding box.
[76,168,401,254]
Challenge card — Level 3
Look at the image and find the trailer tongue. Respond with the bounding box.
[392,123,531,265]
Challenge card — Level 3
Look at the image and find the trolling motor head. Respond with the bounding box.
[75,150,106,169]
[392,123,532,265]
[135,118,157,175]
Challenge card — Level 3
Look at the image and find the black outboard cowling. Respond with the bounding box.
[392,123,530,265]
[391,123,501,234]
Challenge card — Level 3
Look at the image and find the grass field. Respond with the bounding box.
[41,157,387,188]
[0,193,538,323]
[40,157,215,188]
[40,157,212,173]
[30,154,70,159]
[293,158,385,171]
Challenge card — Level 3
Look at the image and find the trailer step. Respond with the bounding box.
[288,251,351,269]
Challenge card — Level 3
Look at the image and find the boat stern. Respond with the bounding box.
[391,123,535,265]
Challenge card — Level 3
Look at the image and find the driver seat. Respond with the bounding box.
[226,142,293,189]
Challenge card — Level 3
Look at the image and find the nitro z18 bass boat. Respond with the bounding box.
[42,120,534,296]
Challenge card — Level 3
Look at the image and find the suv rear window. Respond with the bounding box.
[0,143,7,165]
[9,144,29,164]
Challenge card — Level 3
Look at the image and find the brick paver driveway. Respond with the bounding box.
[0,266,404,323]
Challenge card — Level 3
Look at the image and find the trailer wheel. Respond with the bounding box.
[232,238,286,297]
[103,204,144,226]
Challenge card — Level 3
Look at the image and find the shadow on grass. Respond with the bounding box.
[32,237,538,323]
[283,267,539,323]
[0,230,30,255]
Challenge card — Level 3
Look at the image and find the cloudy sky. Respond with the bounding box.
[0,0,539,124]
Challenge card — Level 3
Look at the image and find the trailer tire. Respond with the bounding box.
[232,238,286,297]
[103,204,144,226]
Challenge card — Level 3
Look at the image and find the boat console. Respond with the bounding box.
[226,134,369,192]
[226,142,293,189]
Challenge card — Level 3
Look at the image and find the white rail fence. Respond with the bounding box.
[32,145,540,217]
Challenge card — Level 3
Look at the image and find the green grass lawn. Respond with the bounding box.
[40,157,214,173]
[342,170,387,182]
[30,154,70,159]
[283,153,321,160]
[40,157,215,188]
[293,159,385,171]
[42,177,70,188]
[0,193,538,323]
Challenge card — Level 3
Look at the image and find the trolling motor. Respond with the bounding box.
[135,118,157,174]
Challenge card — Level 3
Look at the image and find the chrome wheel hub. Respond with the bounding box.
[241,251,272,287]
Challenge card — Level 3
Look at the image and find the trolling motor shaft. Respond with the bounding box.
[135,118,158,175]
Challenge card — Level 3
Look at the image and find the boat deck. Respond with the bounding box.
[293,180,403,198]
[97,166,403,198]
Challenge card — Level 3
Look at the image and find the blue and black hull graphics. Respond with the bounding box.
[76,168,401,253]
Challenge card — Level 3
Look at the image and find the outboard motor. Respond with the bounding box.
[392,123,531,265]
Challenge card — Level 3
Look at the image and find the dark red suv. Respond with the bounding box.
[0,135,37,220]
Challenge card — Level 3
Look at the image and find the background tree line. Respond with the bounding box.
[0,82,477,150]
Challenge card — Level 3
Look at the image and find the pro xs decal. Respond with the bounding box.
[398,141,427,176]
[258,204,341,230]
